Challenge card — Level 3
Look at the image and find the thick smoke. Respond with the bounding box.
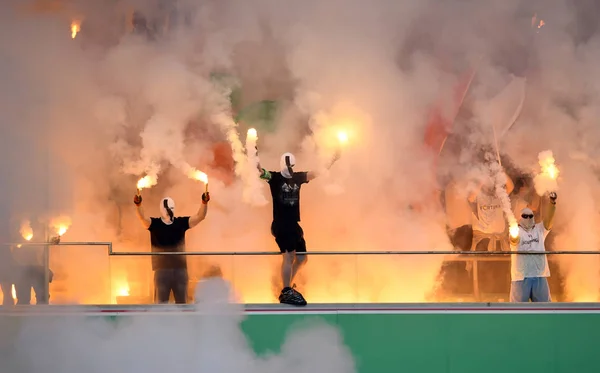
[3,278,355,373]
[1,0,600,305]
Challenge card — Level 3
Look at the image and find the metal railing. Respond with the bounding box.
[4,242,600,304]
[107,248,600,256]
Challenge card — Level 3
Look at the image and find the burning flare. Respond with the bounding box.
[137,175,157,191]
[509,223,520,239]
[337,130,349,144]
[116,282,130,297]
[50,215,72,237]
[20,220,33,241]
[247,127,258,140]
[534,150,560,196]
[188,168,208,184]
[71,20,80,39]
[11,284,16,300]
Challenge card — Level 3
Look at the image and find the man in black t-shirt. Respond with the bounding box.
[258,151,339,306]
[134,191,210,304]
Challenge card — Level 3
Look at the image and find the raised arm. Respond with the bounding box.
[307,150,341,181]
[543,192,557,230]
[189,192,210,228]
[134,194,151,229]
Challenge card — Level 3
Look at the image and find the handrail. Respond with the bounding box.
[3,242,112,247]
[107,250,600,256]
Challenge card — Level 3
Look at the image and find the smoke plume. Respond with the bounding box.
[1,0,600,305]
[3,278,355,373]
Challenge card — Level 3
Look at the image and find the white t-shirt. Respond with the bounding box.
[471,193,506,234]
[510,222,550,281]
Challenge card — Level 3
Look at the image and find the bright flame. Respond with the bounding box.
[538,20,545,29]
[11,284,16,300]
[19,220,33,241]
[540,152,559,180]
[509,224,520,239]
[71,20,80,39]
[247,127,258,140]
[337,130,349,144]
[188,168,208,184]
[137,175,157,190]
[50,215,72,237]
[116,282,130,297]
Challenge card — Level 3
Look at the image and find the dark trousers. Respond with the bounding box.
[154,268,188,304]
[14,266,51,305]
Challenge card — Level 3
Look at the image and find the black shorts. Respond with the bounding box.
[271,221,307,253]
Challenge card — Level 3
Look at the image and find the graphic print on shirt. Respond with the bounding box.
[471,194,505,233]
[279,181,300,206]
[520,228,542,250]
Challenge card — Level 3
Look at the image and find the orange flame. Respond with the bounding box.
[188,168,208,184]
[337,130,349,144]
[137,175,157,191]
[50,215,72,237]
[71,20,80,39]
[19,220,33,241]
[509,223,519,239]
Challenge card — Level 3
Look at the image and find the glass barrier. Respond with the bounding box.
[0,242,111,306]
[2,243,600,305]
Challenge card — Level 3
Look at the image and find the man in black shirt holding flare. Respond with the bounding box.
[134,190,210,303]
[258,151,339,306]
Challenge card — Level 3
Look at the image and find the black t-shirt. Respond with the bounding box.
[148,217,190,270]
[268,171,309,224]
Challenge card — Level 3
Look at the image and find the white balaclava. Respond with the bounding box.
[519,207,535,231]
[160,197,175,224]
[280,152,296,179]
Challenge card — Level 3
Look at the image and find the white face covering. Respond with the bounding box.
[160,197,175,224]
[280,152,296,179]
[519,207,535,231]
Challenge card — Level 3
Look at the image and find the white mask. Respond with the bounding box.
[280,152,296,179]
[519,207,535,231]
[160,197,175,224]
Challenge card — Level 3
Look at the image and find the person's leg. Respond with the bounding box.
[273,223,307,306]
[281,251,294,289]
[172,269,189,304]
[509,279,532,302]
[154,269,171,304]
[531,277,552,302]
[289,226,307,285]
[14,268,32,305]
[31,267,48,305]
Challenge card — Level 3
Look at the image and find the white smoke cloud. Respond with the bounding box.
[6,278,355,373]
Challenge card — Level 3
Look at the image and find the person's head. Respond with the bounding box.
[160,197,175,223]
[280,152,296,179]
[519,207,535,231]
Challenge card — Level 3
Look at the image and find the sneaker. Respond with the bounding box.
[279,284,307,306]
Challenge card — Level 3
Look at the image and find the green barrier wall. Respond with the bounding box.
[241,311,600,373]
[2,307,600,373]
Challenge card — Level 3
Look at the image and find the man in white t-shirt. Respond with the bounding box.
[509,192,557,302]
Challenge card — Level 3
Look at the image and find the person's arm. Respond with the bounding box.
[134,194,151,229]
[307,150,341,181]
[258,167,272,181]
[543,192,557,231]
[189,193,210,228]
